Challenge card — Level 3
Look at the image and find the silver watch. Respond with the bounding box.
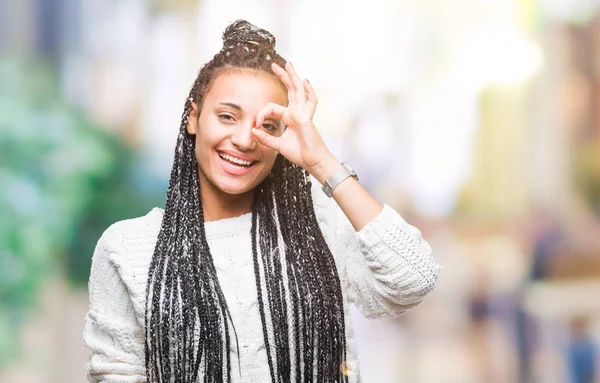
[322,162,359,197]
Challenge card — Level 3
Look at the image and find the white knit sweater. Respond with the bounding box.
[83,188,439,382]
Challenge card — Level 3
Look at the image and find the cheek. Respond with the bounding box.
[262,148,279,168]
[194,134,207,159]
[195,126,217,155]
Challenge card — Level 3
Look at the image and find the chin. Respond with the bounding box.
[212,175,263,196]
[216,182,255,195]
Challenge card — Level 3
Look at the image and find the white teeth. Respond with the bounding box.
[219,152,253,166]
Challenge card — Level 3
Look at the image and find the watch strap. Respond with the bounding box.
[322,162,358,197]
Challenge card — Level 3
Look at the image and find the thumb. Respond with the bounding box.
[252,128,281,152]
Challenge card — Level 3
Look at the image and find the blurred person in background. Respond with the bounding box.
[516,209,563,382]
[517,205,600,383]
[82,20,439,382]
[567,317,597,383]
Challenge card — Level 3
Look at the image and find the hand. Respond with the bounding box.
[252,62,339,182]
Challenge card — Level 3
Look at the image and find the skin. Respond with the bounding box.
[189,62,383,231]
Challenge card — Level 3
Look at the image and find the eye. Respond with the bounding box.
[261,123,277,133]
[218,113,236,123]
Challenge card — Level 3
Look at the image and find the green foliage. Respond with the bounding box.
[65,150,166,286]
[0,57,165,368]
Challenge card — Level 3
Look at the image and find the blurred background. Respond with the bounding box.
[1,0,600,382]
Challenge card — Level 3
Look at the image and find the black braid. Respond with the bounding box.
[145,19,348,382]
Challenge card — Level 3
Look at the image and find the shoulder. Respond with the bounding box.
[97,207,164,253]
[91,207,164,289]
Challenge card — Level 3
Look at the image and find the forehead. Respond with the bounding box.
[205,70,287,107]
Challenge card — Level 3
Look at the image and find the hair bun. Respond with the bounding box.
[222,20,276,51]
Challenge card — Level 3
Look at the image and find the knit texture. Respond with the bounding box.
[83,188,439,382]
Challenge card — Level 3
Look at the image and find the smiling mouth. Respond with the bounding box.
[218,152,257,168]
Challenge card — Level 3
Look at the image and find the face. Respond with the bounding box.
[187,70,287,199]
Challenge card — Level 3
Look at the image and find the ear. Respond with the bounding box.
[186,101,200,135]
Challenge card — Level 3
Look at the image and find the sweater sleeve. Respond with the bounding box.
[83,225,147,383]
[313,189,440,319]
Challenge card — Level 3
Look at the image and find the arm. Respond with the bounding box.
[310,156,383,231]
[83,226,146,383]
[252,62,439,317]
[313,188,439,319]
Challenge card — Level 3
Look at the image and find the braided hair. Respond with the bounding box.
[145,20,347,383]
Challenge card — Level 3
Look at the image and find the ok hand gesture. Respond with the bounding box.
[252,62,337,181]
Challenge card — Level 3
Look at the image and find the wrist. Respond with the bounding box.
[307,154,342,185]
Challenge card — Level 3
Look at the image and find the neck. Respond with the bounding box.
[199,177,254,222]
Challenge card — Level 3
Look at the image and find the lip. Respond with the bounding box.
[217,149,257,163]
[217,150,258,176]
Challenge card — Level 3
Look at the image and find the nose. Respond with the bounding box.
[230,120,256,151]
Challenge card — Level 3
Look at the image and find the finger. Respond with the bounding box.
[303,79,317,104]
[303,79,318,118]
[272,63,296,105]
[255,102,287,127]
[286,62,306,103]
[252,128,281,151]
[272,63,295,90]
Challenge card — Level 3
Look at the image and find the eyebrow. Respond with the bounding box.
[218,102,242,111]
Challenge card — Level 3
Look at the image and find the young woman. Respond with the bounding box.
[83,20,439,383]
